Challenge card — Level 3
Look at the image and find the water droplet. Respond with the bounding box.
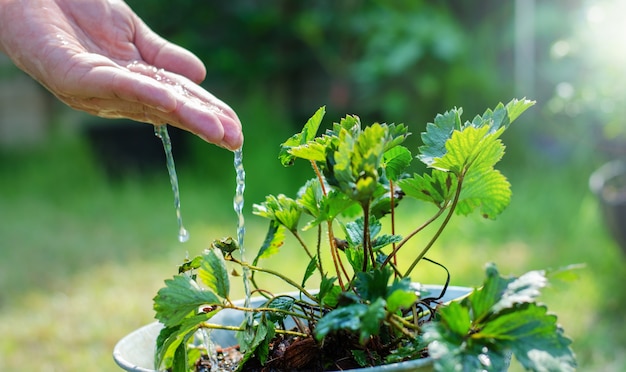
[178,227,190,243]
[155,124,189,243]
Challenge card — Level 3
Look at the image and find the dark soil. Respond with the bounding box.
[198,331,407,372]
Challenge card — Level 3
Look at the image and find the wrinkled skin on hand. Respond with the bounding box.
[0,0,242,150]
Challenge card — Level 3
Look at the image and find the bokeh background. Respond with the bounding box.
[2,0,626,370]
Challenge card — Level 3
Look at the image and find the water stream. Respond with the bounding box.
[154,124,190,243]
[233,149,252,321]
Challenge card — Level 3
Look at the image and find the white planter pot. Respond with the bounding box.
[114,285,472,372]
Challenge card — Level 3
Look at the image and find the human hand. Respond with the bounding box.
[0,0,242,150]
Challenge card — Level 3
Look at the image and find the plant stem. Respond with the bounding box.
[316,224,324,274]
[403,174,464,277]
[310,160,348,289]
[362,202,375,271]
[229,257,319,303]
[200,322,309,338]
[380,207,446,268]
[389,179,398,268]
[226,304,311,321]
[292,230,322,272]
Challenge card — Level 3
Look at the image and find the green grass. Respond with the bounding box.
[1,124,625,371]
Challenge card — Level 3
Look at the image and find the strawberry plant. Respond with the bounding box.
[153,99,577,371]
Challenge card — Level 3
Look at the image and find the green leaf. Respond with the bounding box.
[252,194,302,232]
[178,255,203,274]
[478,304,576,371]
[382,145,412,181]
[199,249,230,299]
[467,263,547,319]
[491,269,547,314]
[153,275,221,327]
[301,255,318,287]
[352,349,369,367]
[466,263,512,321]
[386,287,417,314]
[425,264,576,372]
[371,233,402,251]
[456,168,511,219]
[302,190,357,230]
[359,297,387,344]
[397,170,456,207]
[354,266,393,302]
[317,275,338,307]
[384,123,411,151]
[155,312,217,370]
[287,138,328,163]
[469,98,535,133]
[437,301,471,336]
[253,220,286,265]
[431,125,504,175]
[279,106,326,166]
[237,317,275,363]
[314,303,368,341]
[418,99,534,168]
[418,107,463,166]
[297,178,324,217]
[265,296,296,323]
[171,338,188,372]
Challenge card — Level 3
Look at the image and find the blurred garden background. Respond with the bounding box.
[1,0,626,370]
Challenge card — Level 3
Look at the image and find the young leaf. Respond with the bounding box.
[279,106,326,166]
[383,123,411,151]
[297,178,324,217]
[252,194,302,232]
[153,275,221,327]
[382,145,412,181]
[302,190,357,230]
[237,317,275,364]
[287,137,328,163]
[199,249,230,299]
